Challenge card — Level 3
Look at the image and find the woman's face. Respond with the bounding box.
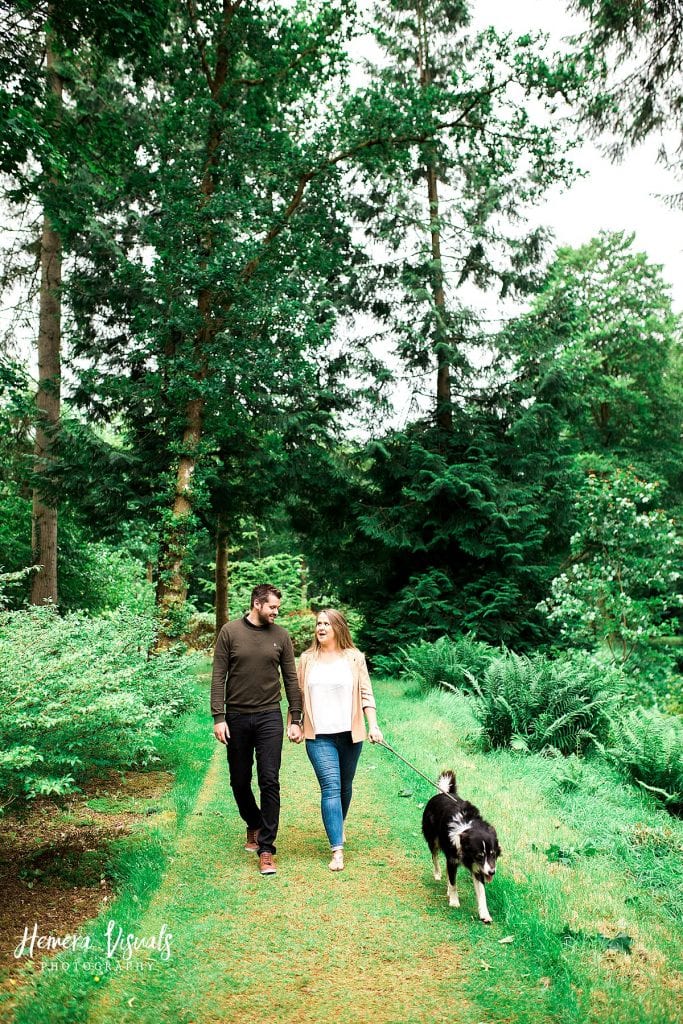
[316,614,335,646]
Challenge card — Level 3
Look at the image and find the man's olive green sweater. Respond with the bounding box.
[210,615,302,724]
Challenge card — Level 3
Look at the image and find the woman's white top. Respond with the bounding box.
[308,656,354,734]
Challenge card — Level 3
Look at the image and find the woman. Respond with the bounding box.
[295,608,383,871]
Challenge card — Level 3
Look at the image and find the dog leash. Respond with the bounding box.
[378,738,460,804]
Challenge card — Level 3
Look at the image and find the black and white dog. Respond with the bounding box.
[421,769,501,924]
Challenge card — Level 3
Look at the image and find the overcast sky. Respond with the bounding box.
[473,0,683,312]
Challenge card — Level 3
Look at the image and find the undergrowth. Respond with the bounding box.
[5,687,214,1024]
[0,607,204,809]
[394,634,683,815]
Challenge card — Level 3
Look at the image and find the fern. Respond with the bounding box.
[473,651,622,755]
[607,708,683,814]
[399,634,495,695]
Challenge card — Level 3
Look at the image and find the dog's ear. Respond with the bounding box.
[495,842,502,857]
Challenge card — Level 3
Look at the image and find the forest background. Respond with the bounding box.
[0,0,682,817]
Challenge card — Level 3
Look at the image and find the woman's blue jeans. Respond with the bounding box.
[305,733,363,850]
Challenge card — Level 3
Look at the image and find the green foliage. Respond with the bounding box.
[559,925,633,954]
[223,552,306,619]
[539,468,683,686]
[0,481,151,613]
[572,0,683,170]
[280,608,317,657]
[501,232,683,491]
[391,634,625,756]
[606,707,683,814]
[395,634,495,694]
[298,410,579,653]
[359,1,582,386]
[0,491,33,588]
[535,841,600,865]
[183,611,215,653]
[62,0,381,625]
[62,536,153,615]
[0,566,34,610]
[471,649,623,755]
[0,606,203,810]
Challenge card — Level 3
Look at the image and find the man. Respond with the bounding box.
[211,583,303,876]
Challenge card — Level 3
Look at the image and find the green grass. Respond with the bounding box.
[380,681,683,1023]
[4,660,214,1024]
[425,686,683,922]
[6,671,682,1024]
[85,797,162,815]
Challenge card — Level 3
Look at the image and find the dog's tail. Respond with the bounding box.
[437,769,457,794]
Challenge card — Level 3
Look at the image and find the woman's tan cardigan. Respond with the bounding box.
[295,647,377,742]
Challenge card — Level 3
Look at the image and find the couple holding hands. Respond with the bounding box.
[210,584,383,876]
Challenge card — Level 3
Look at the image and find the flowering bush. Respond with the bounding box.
[538,469,682,697]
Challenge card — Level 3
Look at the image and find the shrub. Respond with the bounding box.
[539,469,683,683]
[281,609,316,656]
[184,611,216,652]
[607,707,683,814]
[222,552,306,618]
[0,492,32,589]
[0,485,151,613]
[398,634,495,694]
[0,606,204,811]
[472,650,623,755]
[284,607,363,657]
[60,540,152,614]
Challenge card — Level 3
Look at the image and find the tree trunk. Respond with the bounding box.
[31,30,62,607]
[300,557,308,607]
[152,8,232,651]
[154,395,204,650]
[215,510,229,635]
[417,1,452,431]
[427,162,452,430]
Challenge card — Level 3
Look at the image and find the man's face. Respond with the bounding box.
[254,596,281,625]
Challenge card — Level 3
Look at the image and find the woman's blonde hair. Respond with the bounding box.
[309,608,355,653]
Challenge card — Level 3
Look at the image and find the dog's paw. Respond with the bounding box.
[479,914,492,925]
[448,896,460,908]
[433,870,442,881]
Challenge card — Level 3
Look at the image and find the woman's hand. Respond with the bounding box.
[287,723,304,744]
[367,725,384,744]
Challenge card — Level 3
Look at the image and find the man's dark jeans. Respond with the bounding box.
[226,709,284,855]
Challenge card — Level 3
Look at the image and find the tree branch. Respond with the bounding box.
[186,0,214,92]
[238,98,505,284]
[234,45,321,87]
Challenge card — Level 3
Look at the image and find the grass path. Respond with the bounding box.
[15,676,683,1024]
[85,713,476,1024]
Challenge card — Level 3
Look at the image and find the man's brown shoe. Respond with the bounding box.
[258,851,277,875]
[245,827,260,852]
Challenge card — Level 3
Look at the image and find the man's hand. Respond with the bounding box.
[287,723,304,744]
[214,721,230,745]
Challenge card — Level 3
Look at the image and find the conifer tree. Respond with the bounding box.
[0,0,168,604]
[500,232,683,496]
[65,0,375,646]
[69,0,574,645]
[31,16,62,606]
[571,0,683,187]
[359,0,580,425]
